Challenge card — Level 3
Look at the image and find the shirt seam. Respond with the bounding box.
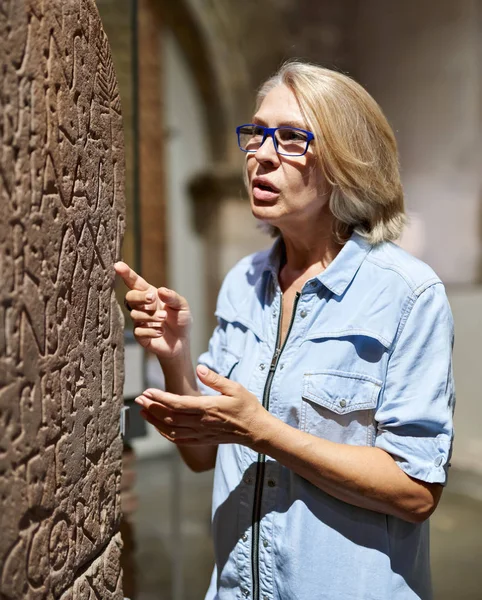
[366,254,440,295]
[387,282,442,360]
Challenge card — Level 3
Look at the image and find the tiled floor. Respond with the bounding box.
[131,453,482,600]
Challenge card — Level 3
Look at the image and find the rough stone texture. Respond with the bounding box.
[57,534,123,600]
[0,0,125,598]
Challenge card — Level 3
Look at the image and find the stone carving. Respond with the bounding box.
[0,0,125,597]
[57,534,123,600]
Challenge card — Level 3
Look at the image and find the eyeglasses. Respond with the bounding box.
[236,124,314,157]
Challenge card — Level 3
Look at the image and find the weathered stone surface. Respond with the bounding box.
[58,534,123,600]
[0,0,125,597]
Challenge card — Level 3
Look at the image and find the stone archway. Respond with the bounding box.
[157,0,234,163]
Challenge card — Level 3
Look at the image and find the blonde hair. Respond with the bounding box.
[255,61,406,245]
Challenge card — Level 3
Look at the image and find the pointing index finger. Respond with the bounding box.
[143,388,204,413]
[114,261,150,291]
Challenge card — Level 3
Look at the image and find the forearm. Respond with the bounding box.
[158,344,200,397]
[158,346,218,472]
[252,413,440,523]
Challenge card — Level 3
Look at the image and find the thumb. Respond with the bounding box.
[157,287,189,311]
[196,364,233,395]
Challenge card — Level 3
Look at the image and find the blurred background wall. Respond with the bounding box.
[96,0,482,597]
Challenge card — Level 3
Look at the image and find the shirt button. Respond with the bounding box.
[280,363,284,370]
[242,589,249,598]
[263,538,269,548]
[300,309,308,318]
[339,399,347,408]
[310,280,317,287]
[263,596,269,600]
[267,479,276,487]
[242,533,248,542]
[243,474,253,484]
[259,363,266,371]
[434,455,444,467]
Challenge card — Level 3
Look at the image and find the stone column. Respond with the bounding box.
[0,1,125,598]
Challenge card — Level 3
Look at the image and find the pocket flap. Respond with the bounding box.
[303,370,382,415]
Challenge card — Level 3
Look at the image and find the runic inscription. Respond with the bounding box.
[0,0,125,598]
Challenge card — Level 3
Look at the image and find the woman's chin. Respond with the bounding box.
[251,198,278,217]
[251,207,278,226]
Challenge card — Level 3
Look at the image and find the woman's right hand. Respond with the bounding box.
[114,261,192,359]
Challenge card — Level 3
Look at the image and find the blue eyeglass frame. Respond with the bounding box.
[236,124,315,157]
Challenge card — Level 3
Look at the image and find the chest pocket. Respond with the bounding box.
[300,370,382,446]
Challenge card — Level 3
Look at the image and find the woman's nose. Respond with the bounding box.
[255,134,280,165]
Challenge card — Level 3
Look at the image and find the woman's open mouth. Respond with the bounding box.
[252,179,280,201]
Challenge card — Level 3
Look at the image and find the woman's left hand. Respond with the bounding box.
[135,365,269,447]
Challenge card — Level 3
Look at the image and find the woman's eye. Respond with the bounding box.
[279,129,306,142]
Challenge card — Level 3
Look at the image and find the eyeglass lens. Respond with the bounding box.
[238,125,309,156]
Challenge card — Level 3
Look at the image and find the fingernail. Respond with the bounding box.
[143,390,153,399]
[135,396,145,406]
[146,293,154,301]
[197,365,208,376]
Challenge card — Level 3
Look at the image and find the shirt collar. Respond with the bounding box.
[263,232,373,297]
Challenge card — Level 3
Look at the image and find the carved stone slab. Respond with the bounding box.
[0,0,125,597]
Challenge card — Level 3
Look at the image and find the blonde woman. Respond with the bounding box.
[116,61,455,600]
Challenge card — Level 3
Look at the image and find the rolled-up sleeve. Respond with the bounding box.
[375,282,455,484]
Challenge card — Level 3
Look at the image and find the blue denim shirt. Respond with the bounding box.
[198,233,455,600]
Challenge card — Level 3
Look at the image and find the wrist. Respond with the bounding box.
[157,340,199,395]
[248,408,284,453]
[156,338,191,366]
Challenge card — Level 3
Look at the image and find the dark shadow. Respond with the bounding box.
[309,334,387,364]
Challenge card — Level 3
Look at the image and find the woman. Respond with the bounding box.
[115,62,455,600]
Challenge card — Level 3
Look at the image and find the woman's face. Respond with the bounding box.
[246,84,331,233]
